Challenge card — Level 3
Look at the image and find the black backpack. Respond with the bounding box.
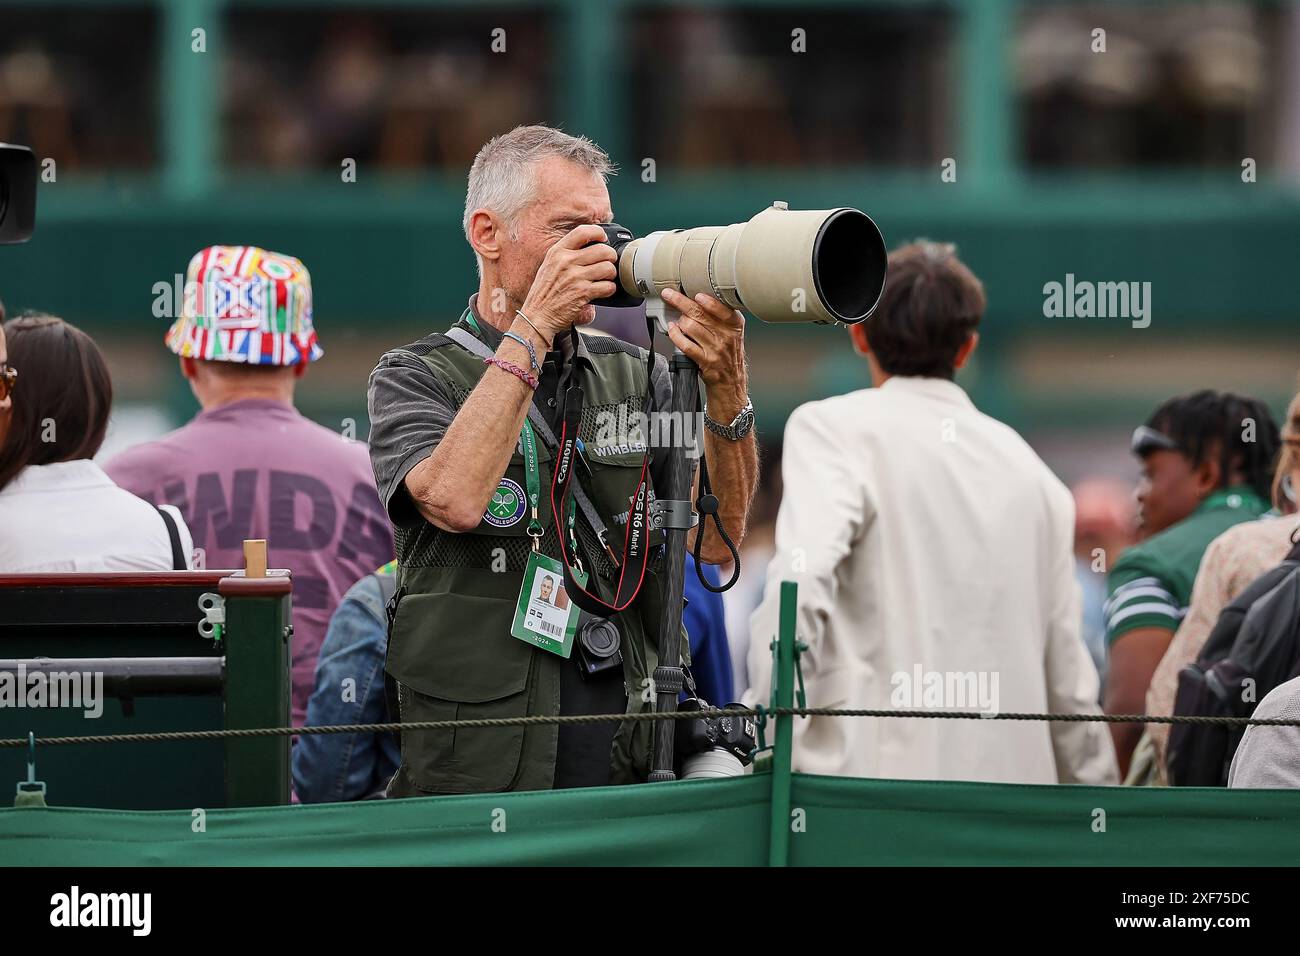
[1167,539,1300,786]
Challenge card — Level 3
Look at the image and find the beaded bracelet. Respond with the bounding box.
[484,356,539,390]
[502,330,540,372]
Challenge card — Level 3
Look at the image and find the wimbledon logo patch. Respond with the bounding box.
[485,477,527,528]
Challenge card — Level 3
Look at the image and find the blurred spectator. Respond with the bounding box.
[1072,477,1137,691]
[0,45,78,168]
[223,11,546,170]
[1018,5,1274,168]
[0,313,193,572]
[1228,673,1300,788]
[0,11,158,169]
[721,440,782,698]
[104,246,393,726]
[630,6,949,169]
[1168,533,1300,785]
[303,18,388,168]
[295,561,401,803]
[744,241,1116,785]
[655,10,801,168]
[1144,391,1300,781]
[1103,391,1279,780]
[683,553,733,707]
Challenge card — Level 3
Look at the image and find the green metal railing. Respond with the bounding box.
[0,573,292,809]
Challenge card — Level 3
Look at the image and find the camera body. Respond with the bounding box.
[0,144,38,245]
[574,614,623,680]
[590,223,642,309]
[674,696,757,778]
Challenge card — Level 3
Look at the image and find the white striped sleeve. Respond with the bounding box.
[1106,575,1184,640]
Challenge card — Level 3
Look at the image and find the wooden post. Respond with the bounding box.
[242,539,267,578]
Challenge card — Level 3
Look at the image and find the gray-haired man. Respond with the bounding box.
[367,125,758,795]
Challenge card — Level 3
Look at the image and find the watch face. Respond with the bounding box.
[705,400,754,439]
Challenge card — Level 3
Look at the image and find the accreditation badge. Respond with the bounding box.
[511,552,584,658]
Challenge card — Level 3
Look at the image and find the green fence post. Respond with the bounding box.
[958,0,1015,191]
[162,0,221,199]
[559,0,624,161]
[768,580,797,867]
[220,575,292,807]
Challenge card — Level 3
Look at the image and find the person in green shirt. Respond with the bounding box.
[1104,390,1280,776]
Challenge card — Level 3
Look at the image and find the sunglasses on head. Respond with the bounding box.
[1131,425,1180,457]
[0,364,14,402]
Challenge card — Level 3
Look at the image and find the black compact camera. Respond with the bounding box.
[589,222,642,309]
[0,144,37,245]
[574,614,622,680]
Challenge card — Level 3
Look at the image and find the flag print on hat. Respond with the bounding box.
[165,245,324,365]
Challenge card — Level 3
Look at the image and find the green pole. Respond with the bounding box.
[221,579,292,806]
[559,0,624,160]
[958,0,1015,190]
[768,580,797,867]
[162,0,221,199]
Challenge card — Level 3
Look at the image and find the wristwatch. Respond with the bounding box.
[703,399,755,441]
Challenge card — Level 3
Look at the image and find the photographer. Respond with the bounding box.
[367,125,757,795]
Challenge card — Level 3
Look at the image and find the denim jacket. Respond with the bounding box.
[293,570,400,802]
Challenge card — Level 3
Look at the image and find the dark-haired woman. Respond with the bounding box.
[0,314,194,572]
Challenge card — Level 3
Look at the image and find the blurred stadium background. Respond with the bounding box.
[2,0,1299,487]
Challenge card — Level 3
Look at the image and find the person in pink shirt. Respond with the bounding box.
[105,245,394,725]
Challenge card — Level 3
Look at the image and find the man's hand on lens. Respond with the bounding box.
[521,224,618,343]
[660,288,749,412]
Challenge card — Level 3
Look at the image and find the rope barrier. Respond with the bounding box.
[4,706,1300,749]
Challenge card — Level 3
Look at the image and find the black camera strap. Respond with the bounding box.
[551,319,658,615]
[690,447,741,592]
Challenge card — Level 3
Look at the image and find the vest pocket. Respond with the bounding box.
[581,446,666,553]
[388,584,533,793]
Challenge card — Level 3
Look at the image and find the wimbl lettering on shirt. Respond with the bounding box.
[136,469,392,596]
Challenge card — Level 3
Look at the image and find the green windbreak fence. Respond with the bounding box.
[3,773,1300,866]
[4,580,1300,865]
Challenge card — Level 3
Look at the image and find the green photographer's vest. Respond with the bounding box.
[386,317,687,795]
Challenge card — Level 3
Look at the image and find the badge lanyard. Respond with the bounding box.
[519,418,545,550]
